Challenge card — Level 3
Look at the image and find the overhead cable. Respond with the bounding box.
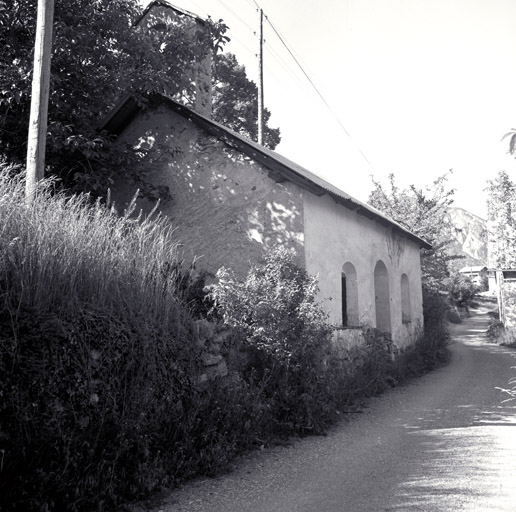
[264,16,376,172]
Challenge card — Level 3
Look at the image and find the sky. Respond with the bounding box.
[147,0,516,219]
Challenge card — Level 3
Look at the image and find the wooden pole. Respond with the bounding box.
[26,0,55,201]
[257,8,264,146]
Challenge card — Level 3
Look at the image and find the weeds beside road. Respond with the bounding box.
[0,170,451,512]
[141,307,516,512]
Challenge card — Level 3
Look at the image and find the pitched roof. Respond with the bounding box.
[459,266,488,273]
[99,93,432,250]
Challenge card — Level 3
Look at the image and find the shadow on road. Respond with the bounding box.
[387,307,516,512]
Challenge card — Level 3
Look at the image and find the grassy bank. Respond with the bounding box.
[0,170,450,511]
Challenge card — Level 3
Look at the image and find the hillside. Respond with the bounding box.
[444,207,488,270]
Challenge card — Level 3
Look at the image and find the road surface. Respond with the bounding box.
[145,308,516,512]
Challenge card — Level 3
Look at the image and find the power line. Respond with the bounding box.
[243,0,260,12]
[264,15,376,173]
[188,0,210,18]
[264,43,313,95]
[199,0,375,172]
[214,0,255,33]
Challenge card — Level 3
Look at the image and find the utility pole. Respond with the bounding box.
[26,0,55,201]
[257,8,264,146]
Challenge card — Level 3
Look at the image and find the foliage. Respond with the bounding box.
[497,377,516,403]
[0,167,187,326]
[418,288,451,367]
[486,317,506,342]
[485,313,516,347]
[446,308,462,323]
[486,171,516,268]
[209,248,452,435]
[212,53,281,149]
[175,267,217,319]
[0,0,228,196]
[211,248,331,364]
[210,248,335,434]
[444,273,478,313]
[0,168,453,510]
[368,172,460,291]
[502,128,516,155]
[346,328,399,396]
[0,167,262,511]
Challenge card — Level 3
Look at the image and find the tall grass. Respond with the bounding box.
[0,167,453,511]
[0,168,209,511]
[0,169,185,329]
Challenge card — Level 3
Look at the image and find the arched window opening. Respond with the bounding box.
[374,260,391,333]
[401,273,411,324]
[342,262,359,326]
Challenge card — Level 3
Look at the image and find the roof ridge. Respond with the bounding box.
[100,93,432,250]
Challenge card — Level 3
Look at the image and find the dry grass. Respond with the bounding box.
[0,169,186,330]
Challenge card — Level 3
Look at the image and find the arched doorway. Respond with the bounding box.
[374,260,391,333]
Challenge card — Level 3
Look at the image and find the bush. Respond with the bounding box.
[210,249,453,433]
[210,247,335,435]
[339,328,399,400]
[416,288,451,370]
[0,170,455,510]
[1,307,196,510]
[0,171,260,510]
[446,309,462,324]
[486,318,505,341]
[486,317,516,347]
[445,273,479,316]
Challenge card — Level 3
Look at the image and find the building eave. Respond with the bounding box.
[99,93,432,251]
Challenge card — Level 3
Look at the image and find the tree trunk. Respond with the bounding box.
[25,0,54,201]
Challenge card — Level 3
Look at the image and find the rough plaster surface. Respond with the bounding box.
[303,192,424,347]
[114,105,424,348]
[115,106,304,279]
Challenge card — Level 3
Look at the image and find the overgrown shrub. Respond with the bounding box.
[0,171,259,511]
[445,273,479,316]
[210,249,452,433]
[0,169,454,510]
[340,328,399,400]
[446,308,462,324]
[210,248,335,435]
[417,288,451,369]
[487,317,505,342]
[1,307,197,510]
[486,317,516,347]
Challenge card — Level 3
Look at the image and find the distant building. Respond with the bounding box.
[458,265,488,287]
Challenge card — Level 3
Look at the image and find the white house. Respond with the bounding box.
[100,1,431,350]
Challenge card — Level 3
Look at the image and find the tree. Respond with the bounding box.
[486,171,516,268]
[502,128,516,155]
[212,52,281,150]
[368,172,459,291]
[445,273,478,315]
[0,0,228,196]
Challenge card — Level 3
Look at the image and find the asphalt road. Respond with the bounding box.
[146,308,516,512]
